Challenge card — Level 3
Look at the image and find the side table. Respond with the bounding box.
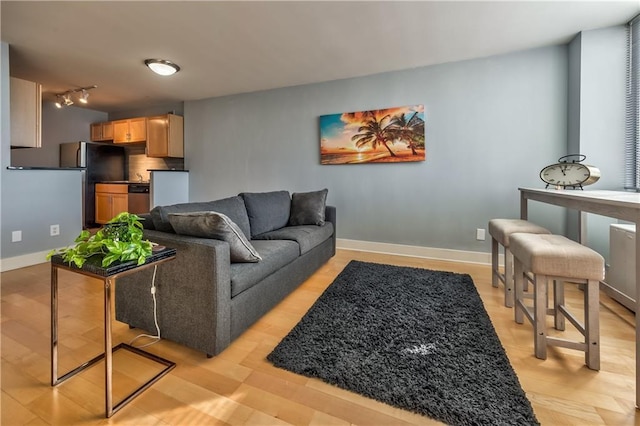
[50,247,177,418]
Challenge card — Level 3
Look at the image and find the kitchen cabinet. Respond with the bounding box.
[147,114,184,158]
[113,117,147,144]
[10,77,42,148]
[90,121,114,142]
[95,183,128,224]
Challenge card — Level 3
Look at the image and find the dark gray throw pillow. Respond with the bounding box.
[240,190,291,237]
[289,188,328,226]
[150,196,251,236]
[168,211,261,263]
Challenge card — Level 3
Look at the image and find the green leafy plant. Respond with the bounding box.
[47,212,153,268]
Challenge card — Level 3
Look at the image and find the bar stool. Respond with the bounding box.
[510,233,604,370]
[488,219,551,307]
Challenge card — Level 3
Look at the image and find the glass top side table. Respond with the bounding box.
[50,247,177,418]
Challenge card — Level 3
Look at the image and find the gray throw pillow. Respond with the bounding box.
[240,191,291,237]
[150,196,251,236]
[168,211,262,263]
[289,189,328,226]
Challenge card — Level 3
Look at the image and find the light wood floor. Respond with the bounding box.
[1,249,638,425]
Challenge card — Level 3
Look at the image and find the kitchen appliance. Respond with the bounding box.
[128,183,150,215]
[60,141,125,228]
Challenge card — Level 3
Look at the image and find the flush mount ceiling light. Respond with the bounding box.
[144,59,180,76]
[53,85,97,108]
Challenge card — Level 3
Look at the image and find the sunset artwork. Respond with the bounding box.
[320,105,425,164]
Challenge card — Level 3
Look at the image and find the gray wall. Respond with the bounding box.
[108,102,184,121]
[185,46,569,252]
[581,26,627,262]
[1,42,83,263]
[565,26,627,262]
[11,103,107,167]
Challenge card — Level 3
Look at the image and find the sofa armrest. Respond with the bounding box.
[325,205,336,254]
[325,205,336,228]
[115,230,232,356]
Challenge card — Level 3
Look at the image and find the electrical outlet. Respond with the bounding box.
[11,230,22,242]
[476,228,486,241]
[50,224,60,236]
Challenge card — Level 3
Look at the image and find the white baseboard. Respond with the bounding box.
[337,238,494,265]
[1,249,51,272]
[1,240,497,273]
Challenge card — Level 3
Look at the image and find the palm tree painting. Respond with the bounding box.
[320,105,425,164]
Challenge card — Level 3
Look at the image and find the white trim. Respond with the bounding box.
[337,238,492,265]
[1,249,51,272]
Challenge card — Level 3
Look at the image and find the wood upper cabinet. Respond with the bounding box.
[146,114,184,158]
[95,184,128,224]
[10,77,42,148]
[90,121,113,141]
[113,117,147,144]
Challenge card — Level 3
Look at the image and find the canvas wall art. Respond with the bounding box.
[320,105,425,164]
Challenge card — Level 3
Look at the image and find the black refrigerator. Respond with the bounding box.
[60,141,126,228]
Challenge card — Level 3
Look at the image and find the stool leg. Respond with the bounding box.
[504,248,514,307]
[514,259,524,324]
[491,237,499,288]
[553,279,565,331]
[534,274,548,360]
[585,279,600,370]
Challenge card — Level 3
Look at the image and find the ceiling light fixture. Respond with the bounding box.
[79,89,89,104]
[144,59,180,76]
[53,85,97,108]
[63,93,73,106]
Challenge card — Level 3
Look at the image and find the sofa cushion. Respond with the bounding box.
[138,213,156,230]
[168,211,262,263]
[240,191,291,237]
[253,223,334,255]
[289,189,328,226]
[150,196,251,237]
[230,240,299,297]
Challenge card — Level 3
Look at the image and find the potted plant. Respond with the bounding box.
[47,212,153,268]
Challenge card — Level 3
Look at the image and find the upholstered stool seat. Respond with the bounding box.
[510,233,604,370]
[488,219,551,307]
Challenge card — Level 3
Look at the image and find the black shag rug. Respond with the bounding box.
[267,260,539,426]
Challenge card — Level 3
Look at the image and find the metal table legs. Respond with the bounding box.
[51,264,175,418]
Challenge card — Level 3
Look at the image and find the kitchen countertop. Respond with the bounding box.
[99,180,150,184]
[7,166,84,171]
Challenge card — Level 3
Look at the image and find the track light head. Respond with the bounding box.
[62,93,73,106]
[53,85,97,108]
[79,89,89,104]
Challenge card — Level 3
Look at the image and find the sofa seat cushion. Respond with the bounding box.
[253,223,334,255]
[150,196,251,237]
[230,240,299,297]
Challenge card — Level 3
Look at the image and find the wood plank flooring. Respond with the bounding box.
[1,249,638,425]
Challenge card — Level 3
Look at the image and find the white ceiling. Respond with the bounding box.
[2,1,639,113]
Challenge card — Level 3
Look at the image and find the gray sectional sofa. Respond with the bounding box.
[115,190,336,357]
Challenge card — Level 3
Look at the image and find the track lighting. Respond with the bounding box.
[79,89,89,104]
[53,85,97,108]
[144,59,180,76]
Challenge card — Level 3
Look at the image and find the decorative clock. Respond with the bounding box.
[539,154,600,189]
